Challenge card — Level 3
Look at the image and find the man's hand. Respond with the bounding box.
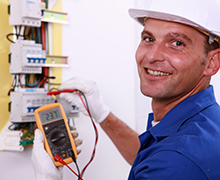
[31,129,63,180]
[58,77,110,124]
[31,128,82,180]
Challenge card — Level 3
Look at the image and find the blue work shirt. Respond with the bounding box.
[128,85,220,180]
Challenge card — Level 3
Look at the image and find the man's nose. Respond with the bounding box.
[146,42,165,63]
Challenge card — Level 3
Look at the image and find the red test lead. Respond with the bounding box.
[47,89,76,96]
[54,155,83,180]
[49,89,99,178]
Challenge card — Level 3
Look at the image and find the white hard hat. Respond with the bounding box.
[129,0,220,43]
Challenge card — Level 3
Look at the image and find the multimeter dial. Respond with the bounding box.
[51,131,66,146]
[47,128,68,150]
[43,119,72,159]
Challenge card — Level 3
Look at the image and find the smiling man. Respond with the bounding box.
[128,19,220,180]
[136,18,217,122]
[126,0,220,179]
[32,0,220,179]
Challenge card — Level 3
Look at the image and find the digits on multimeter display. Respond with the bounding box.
[39,107,62,123]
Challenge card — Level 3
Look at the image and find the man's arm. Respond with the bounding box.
[57,77,140,165]
[100,112,140,165]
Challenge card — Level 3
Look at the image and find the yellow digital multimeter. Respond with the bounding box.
[34,103,77,167]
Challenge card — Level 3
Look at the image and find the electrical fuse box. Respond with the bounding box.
[9,0,45,27]
[10,89,55,122]
[10,40,46,74]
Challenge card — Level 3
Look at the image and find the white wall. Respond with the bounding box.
[61,0,143,179]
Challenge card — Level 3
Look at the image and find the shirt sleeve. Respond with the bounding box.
[132,150,208,180]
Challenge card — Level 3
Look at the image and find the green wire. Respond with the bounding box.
[45,0,48,9]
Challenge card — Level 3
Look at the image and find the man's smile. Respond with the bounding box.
[146,68,171,76]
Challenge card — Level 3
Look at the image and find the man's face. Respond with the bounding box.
[136,18,208,100]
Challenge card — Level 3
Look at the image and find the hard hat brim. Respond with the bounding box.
[128,8,220,38]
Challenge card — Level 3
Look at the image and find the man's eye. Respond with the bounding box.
[144,37,154,42]
[172,41,184,47]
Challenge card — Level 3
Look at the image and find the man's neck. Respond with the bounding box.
[152,82,209,122]
[152,97,184,122]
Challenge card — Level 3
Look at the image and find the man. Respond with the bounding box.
[32,0,220,179]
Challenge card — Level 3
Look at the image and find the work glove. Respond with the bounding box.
[57,77,110,124]
[31,129,83,180]
[70,126,83,155]
[31,129,63,180]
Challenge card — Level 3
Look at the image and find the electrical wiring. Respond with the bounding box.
[19,74,25,88]
[47,89,99,178]
[36,27,42,44]
[44,0,48,9]
[25,74,41,88]
[6,25,19,43]
[20,129,35,146]
[38,76,47,88]
[9,72,52,90]
[8,122,36,131]
[8,123,20,130]
[30,27,34,40]
[11,74,17,87]
[23,27,34,40]
[7,88,14,96]
[74,158,82,180]
[8,74,21,95]
[8,122,36,146]
[8,75,18,95]
[6,25,46,44]
[54,155,83,180]
[15,25,19,39]
[22,68,55,88]
[37,68,49,87]
[41,22,46,50]
[6,33,16,43]
[76,90,99,177]
[8,73,45,94]
[70,90,99,178]
[6,26,33,43]
[45,22,49,54]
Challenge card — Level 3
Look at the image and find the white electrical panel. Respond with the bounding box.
[10,88,55,122]
[9,0,45,27]
[56,95,79,118]
[10,40,46,74]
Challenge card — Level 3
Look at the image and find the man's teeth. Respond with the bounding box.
[147,69,170,76]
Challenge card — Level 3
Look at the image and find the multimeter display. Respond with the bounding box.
[35,103,77,167]
[39,107,62,124]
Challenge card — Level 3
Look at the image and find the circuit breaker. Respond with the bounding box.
[10,40,47,74]
[9,0,45,27]
[10,88,55,122]
[4,0,78,153]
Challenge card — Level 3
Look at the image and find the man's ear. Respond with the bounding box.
[204,48,220,76]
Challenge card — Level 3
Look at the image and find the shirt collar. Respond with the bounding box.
[147,85,216,141]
